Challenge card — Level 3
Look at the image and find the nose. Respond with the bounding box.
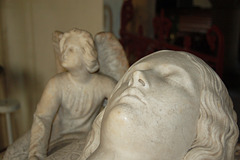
[128,71,149,89]
[61,52,66,60]
[61,48,68,60]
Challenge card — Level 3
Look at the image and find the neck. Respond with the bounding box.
[68,67,93,84]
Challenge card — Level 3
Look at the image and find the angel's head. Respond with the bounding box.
[59,29,99,73]
[87,50,238,160]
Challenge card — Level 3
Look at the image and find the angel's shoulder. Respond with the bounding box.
[46,72,69,87]
[94,73,117,85]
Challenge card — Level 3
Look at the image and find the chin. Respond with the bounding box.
[61,62,67,68]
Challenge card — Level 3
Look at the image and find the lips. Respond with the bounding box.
[113,87,147,107]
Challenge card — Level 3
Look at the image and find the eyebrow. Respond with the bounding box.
[157,64,196,91]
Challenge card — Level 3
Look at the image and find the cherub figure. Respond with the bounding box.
[78,50,238,160]
[3,29,129,160]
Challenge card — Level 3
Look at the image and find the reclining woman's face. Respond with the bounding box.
[89,52,202,160]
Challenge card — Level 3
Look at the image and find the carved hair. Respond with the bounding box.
[59,29,99,73]
[182,52,239,160]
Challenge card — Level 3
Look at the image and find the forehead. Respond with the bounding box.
[134,51,195,69]
[126,51,199,79]
[63,35,81,45]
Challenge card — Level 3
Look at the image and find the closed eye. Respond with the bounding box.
[164,73,195,95]
[165,75,185,88]
[156,64,192,89]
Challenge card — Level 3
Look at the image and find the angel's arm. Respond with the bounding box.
[28,77,61,160]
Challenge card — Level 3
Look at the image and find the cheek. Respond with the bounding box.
[148,93,199,124]
[145,89,200,133]
[70,53,82,65]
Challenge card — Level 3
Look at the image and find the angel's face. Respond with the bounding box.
[60,36,84,70]
[95,52,202,159]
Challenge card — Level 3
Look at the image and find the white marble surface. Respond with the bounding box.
[42,50,239,160]
[3,46,238,159]
[83,50,239,160]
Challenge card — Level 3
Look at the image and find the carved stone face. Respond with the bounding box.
[60,36,83,70]
[92,51,202,160]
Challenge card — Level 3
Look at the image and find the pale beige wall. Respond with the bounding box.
[0,0,103,149]
[104,0,123,38]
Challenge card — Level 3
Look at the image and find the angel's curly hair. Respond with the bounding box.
[181,52,239,160]
[59,28,99,73]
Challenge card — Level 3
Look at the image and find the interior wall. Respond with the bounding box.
[0,0,103,149]
[131,0,156,38]
[212,3,240,74]
[103,0,155,39]
[104,0,123,38]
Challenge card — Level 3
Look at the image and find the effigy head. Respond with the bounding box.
[86,50,238,160]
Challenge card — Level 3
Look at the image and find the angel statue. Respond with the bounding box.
[3,28,129,160]
[59,50,237,160]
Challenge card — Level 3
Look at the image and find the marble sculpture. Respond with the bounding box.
[3,29,129,160]
[3,28,238,159]
[47,50,239,160]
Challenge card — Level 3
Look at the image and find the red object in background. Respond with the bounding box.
[120,0,224,78]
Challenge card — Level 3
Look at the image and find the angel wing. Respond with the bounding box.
[94,32,129,81]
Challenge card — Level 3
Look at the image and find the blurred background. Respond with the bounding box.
[0,0,240,151]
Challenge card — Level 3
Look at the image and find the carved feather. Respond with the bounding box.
[94,32,129,81]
